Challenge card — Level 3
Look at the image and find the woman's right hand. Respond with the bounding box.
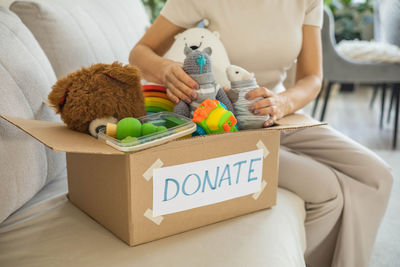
[161,61,199,104]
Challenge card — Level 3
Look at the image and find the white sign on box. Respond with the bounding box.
[153,149,264,216]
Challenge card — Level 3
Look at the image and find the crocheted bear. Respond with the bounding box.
[173,46,233,118]
[226,65,269,129]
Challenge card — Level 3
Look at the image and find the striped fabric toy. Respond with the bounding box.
[142,84,174,114]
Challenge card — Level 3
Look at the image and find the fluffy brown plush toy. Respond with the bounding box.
[48,62,146,137]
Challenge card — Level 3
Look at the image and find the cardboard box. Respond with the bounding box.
[1,114,324,246]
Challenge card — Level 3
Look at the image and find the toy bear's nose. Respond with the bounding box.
[190,45,199,50]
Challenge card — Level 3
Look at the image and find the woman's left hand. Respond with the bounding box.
[245,87,288,127]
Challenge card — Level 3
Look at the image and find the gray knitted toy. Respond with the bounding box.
[226,65,269,129]
[173,46,233,118]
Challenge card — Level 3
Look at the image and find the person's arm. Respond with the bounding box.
[129,15,199,104]
[246,25,323,126]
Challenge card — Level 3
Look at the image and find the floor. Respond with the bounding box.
[305,85,400,267]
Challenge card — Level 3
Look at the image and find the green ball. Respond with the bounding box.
[141,123,157,136]
[116,118,142,140]
[156,126,167,132]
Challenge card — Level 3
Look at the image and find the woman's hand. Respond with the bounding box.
[161,61,199,104]
[245,87,289,127]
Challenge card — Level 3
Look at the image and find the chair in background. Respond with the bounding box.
[369,0,400,130]
[312,7,400,148]
[378,0,400,138]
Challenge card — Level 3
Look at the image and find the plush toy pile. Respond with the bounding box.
[47,21,270,142]
[165,20,270,132]
[142,84,175,114]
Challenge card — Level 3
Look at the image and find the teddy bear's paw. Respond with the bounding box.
[89,116,118,137]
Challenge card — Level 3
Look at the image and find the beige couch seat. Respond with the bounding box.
[0,178,306,267]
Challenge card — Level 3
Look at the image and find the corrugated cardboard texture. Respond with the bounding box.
[0,116,123,155]
[67,153,131,243]
[129,130,280,245]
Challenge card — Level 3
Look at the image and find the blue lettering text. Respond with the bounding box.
[218,164,232,187]
[163,178,180,201]
[248,158,261,182]
[182,173,201,196]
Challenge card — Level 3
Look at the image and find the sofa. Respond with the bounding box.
[0,1,308,266]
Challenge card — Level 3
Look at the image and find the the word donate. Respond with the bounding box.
[153,149,264,216]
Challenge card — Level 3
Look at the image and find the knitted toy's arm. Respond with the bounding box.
[173,100,191,118]
[216,89,234,113]
[225,89,239,104]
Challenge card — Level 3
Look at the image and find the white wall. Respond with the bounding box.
[0,0,13,7]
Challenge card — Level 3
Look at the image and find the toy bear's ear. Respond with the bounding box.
[174,33,181,40]
[184,45,192,56]
[203,47,212,56]
[213,31,220,39]
[104,62,142,86]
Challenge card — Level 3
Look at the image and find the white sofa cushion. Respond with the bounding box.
[0,7,66,223]
[0,185,306,267]
[11,0,150,78]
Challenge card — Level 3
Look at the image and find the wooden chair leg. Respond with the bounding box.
[320,82,333,121]
[387,85,394,123]
[311,80,324,118]
[380,83,387,129]
[370,84,380,108]
[393,84,400,149]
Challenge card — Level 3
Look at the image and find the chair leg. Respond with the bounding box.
[370,84,380,109]
[393,84,400,149]
[320,82,333,121]
[387,85,394,123]
[380,83,387,129]
[311,80,324,118]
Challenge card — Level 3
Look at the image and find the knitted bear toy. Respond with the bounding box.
[226,65,269,129]
[173,46,233,118]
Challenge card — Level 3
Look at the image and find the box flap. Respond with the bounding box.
[270,113,326,130]
[1,113,324,155]
[1,115,124,155]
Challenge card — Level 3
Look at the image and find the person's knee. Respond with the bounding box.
[375,161,393,198]
[357,157,393,211]
[309,170,343,204]
[365,156,393,195]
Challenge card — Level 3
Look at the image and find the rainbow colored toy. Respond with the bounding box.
[142,84,174,113]
[192,99,238,135]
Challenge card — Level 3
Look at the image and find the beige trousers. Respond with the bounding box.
[279,126,393,267]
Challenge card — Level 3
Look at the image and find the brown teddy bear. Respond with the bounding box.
[48,61,146,137]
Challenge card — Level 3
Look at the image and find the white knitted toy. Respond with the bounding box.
[226,65,269,129]
[164,20,231,88]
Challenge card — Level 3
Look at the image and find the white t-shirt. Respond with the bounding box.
[160,0,323,91]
